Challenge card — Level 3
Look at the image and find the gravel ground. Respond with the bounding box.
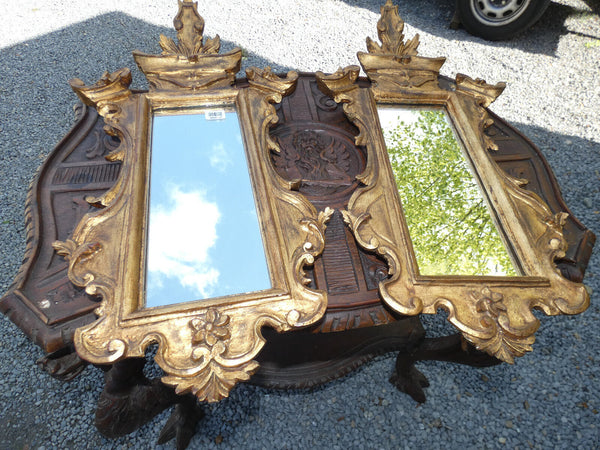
[1,0,599,448]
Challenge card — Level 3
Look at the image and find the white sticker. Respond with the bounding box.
[204,110,226,121]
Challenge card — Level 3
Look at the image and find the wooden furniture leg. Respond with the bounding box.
[391,333,501,403]
[95,358,204,449]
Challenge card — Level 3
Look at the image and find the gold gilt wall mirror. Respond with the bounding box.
[316,0,589,364]
[49,0,590,405]
[52,0,332,402]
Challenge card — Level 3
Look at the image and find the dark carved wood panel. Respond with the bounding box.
[0,103,121,353]
[320,212,360,295]
[271,75,395,333]
[486,111,596,282]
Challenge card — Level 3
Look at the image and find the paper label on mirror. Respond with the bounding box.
[204,109,226,121]
[378,107,518,277]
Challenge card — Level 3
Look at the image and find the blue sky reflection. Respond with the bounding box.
[145,108,271,308]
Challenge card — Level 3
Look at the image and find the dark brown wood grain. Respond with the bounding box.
[1,103,121,354]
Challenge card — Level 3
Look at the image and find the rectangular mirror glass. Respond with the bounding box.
[377,106,518,277]
[145,107,271,308]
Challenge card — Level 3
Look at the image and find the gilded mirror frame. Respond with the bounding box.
[316,0,589,364]
[52,1,332,401]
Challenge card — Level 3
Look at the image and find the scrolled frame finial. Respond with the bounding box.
[132,0,241,90]
[159,0,221,57]
[357,1,445,91]
[366,0,419,57]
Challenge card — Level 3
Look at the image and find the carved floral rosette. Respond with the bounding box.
[316,0,589,364]
[53,1,331,402]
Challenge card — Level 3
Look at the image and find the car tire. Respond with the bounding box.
[456,0,551,40]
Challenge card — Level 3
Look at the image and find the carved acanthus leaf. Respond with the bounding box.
[342,211,379,252]
[366,0,419,57]
[158,29,220,58]
[294,207,334,286]
[52,239,77,260]
[466,324,535,365]
[52,239,104,287]
[158,0,220,58]
[133,1,240,90]
[162,360,259,403]
[466,287,537,363]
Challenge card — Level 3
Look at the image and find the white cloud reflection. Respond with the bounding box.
[147,186,221,299]
[209,142,233,172]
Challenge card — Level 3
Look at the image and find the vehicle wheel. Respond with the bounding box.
[456,0,551,40]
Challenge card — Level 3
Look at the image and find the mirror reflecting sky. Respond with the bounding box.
[378,107,517,277]
[145,107,271,308]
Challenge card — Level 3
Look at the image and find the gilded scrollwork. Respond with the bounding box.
[54,1,330,402]
[69,68,133,108]
[317,1,589,363]
[52,239,104,291]
[455,74,507,152]
[245,66,299,189]
[466,287,537,364]
[69,68,135,208]
[155,308,259,403]
[294,207,335,289]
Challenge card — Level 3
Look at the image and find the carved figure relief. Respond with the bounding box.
[272,129,359,194]
[271,75,392,323]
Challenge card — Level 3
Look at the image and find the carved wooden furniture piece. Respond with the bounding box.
[0,1,595,447]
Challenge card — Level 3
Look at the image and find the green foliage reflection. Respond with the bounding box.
[381,108,517,276]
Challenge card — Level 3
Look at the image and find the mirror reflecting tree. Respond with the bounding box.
[378,107,517,276]
[145,107,271,308]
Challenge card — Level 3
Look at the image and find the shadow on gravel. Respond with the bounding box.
[0,12,290,106]
[343,0,599,56]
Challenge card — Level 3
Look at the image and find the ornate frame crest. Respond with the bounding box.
[53,1,332,401]
[316,0,589,363]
